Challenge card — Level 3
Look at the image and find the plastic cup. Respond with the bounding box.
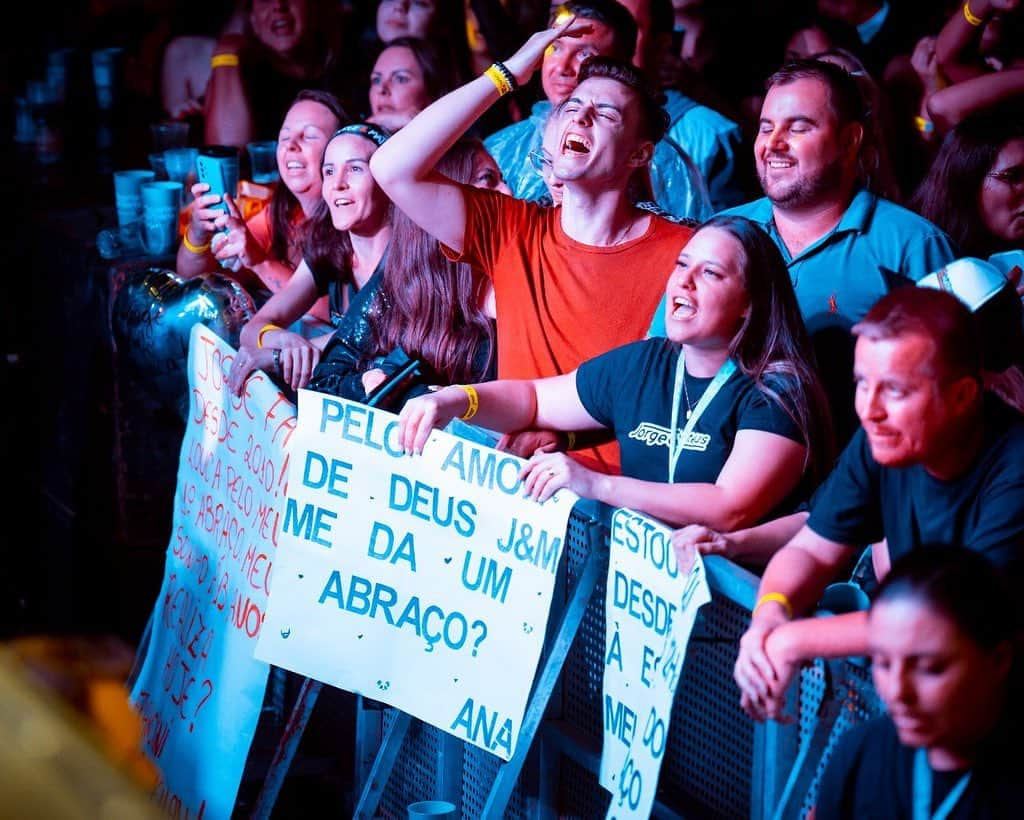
[113,169,157,244]
[150,120,190,152]
[148,151,168,180]
[26,79,55,107]
[407,801,456,819]
[139,180,184,256]
[46,48,73,103]
[246,140,279,183]
[164,147,199,183]
[165,147,200,204]
[14,97,35,144]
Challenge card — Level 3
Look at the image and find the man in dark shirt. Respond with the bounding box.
[733,285,1024,721]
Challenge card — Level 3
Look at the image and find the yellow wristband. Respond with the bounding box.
[256,323,281,349]
[753,592,793,619]
[914,115,934,134]
[458,385,479,420]
[963,1,984,26]
[211,53,240,69]
[484,64,512,97]
[182,231,211,254]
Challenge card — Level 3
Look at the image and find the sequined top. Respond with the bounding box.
[308,273,496,407]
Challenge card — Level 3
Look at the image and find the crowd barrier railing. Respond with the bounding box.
[253,498,885,819]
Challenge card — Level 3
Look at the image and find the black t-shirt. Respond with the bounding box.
[816,716,1023,819]
[575,339,805,510]
[807,395,1024,579]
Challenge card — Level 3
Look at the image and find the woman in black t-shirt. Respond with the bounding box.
[815,545,1022,820]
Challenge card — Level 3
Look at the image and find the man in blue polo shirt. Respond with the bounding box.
[649,57,957,442]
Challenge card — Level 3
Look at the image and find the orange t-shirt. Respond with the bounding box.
[446,186,694,473]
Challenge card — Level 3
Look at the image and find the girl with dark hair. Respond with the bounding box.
[396,215,834,532]
[178,88,348,326]
[910,110,1024,258]
[815,545,1023,819]
[228,121,394,396]
[367,36,459,122]
[308,137,508,405]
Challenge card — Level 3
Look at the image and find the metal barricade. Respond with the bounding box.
[256,499,884,819]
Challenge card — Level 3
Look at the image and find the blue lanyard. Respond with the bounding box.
[667,349,736,483]
[913,747,971,820]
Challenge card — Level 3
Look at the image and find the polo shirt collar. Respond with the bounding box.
[834,188,876,235]
[762,188,877,262]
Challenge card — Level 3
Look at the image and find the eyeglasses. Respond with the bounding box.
[986,167,1024,191]
[528,149,553,176]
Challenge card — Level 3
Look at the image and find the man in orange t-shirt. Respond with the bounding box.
[370,18,693,472]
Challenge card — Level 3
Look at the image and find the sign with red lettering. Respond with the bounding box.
[130,326,295,819]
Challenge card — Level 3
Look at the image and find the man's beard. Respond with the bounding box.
[760,160,844,209]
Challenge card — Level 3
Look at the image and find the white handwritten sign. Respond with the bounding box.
[255,391,577,761]
[599,508,711,818]
[130,326,295,819]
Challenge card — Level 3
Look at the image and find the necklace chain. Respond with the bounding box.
[681,369,693,419]
[610,217,637,246]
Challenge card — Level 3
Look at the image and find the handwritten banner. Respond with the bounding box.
[130,326,295,819]
[255,391,577,761]
[599,508,711,818]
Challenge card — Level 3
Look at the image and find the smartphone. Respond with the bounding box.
[195,146,239,216]
[196,145,241,270]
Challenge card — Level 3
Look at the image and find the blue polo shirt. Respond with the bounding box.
[648,190,958,337]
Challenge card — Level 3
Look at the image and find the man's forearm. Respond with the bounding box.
[372,17,576,196]
[755,533,851,621]
[769,611,869,665]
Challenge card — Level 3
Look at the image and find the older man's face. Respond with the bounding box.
[541,19,617,103]
[853,332,966,474]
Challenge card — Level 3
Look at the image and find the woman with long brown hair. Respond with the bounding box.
[307,137,508,405]
[228,121,395,396]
